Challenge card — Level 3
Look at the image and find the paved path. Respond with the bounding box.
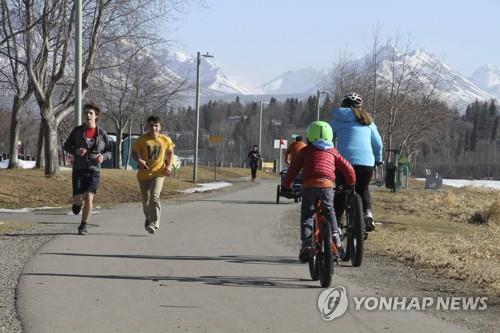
[18,180,467,332]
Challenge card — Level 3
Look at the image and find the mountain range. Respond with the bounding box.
[470,64,500,100]
[165,48,499,112]
[1,47,498,113]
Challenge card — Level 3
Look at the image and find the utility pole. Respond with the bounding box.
[75,0,82,126]
[259,101,269,160]
[193,52,213,182]
[259,100,263,158]
[316,90,320,120]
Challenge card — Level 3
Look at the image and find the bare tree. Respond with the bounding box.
[91,45,189,168]
[0,0,42,46]
[377,37,451,158]
[326,33,454,166]
[0,0,33,168]
[364,26,382,122]
[327,49,358,104]
[22,0,106,175]
[1,0,188,176]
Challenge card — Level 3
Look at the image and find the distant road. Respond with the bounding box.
[18,180,467,332]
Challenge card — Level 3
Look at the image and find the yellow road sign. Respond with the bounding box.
[209,135,224,144]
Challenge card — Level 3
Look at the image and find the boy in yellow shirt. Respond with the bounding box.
[132,115,175,234]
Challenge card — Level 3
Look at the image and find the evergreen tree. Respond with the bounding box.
[470,113,478,151]
[491,116,499,142]
[489,100,498,117]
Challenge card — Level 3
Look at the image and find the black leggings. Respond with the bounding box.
[250,162,258,179]
[334,165,373,220]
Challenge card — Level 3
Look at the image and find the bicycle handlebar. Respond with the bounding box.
[335,184,355,193]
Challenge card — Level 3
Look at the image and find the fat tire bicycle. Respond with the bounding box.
[335,185,365,267]
[308,199,340,287]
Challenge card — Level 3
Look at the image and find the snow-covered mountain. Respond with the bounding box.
[470,64,500,100]
[164,51,255,96]
[124,48,495,111]
[373,48,495,111]
[255,48,495,111]
[256,67,329,95]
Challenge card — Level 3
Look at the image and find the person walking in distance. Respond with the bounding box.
[63,103,112,235]
[132,115,175,234]
[247,145,261,181]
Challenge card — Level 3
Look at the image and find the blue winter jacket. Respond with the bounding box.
[330,107,383,167]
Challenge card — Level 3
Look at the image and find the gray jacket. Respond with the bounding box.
[63,125,112,171]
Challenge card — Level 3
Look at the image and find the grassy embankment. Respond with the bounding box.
[0,166,279,209]
[369,180,500,294]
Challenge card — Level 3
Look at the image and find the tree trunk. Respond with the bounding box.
[42,116,60,176]
[124,118,132,169]
[7,96,21,168]
[116,127,123,168]
[35,121,44,169]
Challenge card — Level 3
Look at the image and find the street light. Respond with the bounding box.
[193,51,214,183]
[316,89,328,121]
[74,0,82,126]
[259,100,269,159]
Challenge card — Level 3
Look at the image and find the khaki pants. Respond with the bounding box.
[138,176,165,228]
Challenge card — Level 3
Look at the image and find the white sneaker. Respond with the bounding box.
[146,224,155,234]
[364,210,375,231]
[332,232,342,249]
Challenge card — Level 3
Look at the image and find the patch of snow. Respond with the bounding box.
[0,159,36,169]
[0,208,33,213]
[417,178,500,190]
[33,206,63,210]
[179,181,232,194]
[65,210,101,216]
[0,206,63,213]
[442,179,500,190]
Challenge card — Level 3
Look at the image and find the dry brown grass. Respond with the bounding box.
[371,183,500,294]
[486,200,500,226]
[373,185,500,224]
[370,223,500,293]
[0,166,278,209]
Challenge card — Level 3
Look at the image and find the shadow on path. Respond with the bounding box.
[23,272,317,289]
[41,252,300,266]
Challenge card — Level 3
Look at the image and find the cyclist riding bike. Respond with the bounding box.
[284,121,356,262]
[330,92,383,231]
[284,135,307,166]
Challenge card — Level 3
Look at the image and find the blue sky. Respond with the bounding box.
[166,0,500,87]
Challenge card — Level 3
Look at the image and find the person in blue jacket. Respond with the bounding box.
[330,93,383,231]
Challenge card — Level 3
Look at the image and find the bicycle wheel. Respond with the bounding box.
[276,185,280,204]
[319,220,333,287]
[308,217,319,281]
[348,192,365,267]
[338,215,351,262]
